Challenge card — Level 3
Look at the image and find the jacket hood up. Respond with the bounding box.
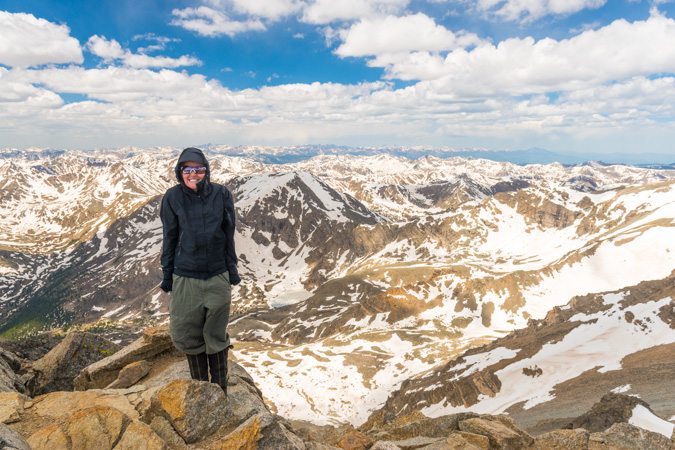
[175,147,211,192]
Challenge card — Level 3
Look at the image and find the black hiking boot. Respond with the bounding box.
[208,344,233,396]
[186,353,209,381]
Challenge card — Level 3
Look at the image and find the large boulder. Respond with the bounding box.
[458,416,534,450]
[26,405,166,450]
[6,387,145,440]
[74,326,173,391]
[25,331,122,395]
[149,379,231,444]
[106,360,150,389]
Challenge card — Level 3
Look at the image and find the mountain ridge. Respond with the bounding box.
[3,144,675,166]
[1,149,674,428]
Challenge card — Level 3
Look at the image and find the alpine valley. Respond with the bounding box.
[1,145,675,436]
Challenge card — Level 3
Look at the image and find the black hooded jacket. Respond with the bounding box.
[160,147,239,283]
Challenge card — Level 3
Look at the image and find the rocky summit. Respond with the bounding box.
[1,326,673,450]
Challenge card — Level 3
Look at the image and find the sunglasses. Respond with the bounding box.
[182,166,206,175]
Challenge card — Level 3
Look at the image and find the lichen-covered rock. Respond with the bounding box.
[113,420,167,450]
[535,428,590,449]
[588,422,674,450]
[453,431,490,449]
[106,360,150,389]
[418,433,487,450]
[370,441,403,450]
[226,368,270,426]
[384,436,444,449]
[29,389,140,421]
[149,416,189,449]
[150,379,230,444]
[209,413,306,450]
[335,425,374,450]
[26,331,121,395]
[0,392,29,424]
[305,442,342,450]
[367,412,481,441]
[26,405,165,450]
[291,420,372,450]
[0,422,31,450]
[74,326,171,391]
[459,417,533,450]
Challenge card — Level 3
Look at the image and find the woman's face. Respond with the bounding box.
[181,161,206,191]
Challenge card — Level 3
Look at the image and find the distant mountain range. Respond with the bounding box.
[3,144,674,166]
[1,147,674,429]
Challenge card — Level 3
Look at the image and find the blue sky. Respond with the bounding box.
[1,0,675,156]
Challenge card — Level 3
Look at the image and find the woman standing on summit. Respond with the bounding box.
[159,147,240,395]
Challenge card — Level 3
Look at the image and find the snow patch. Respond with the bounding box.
[611,384,632,394]
[629,404,675,438]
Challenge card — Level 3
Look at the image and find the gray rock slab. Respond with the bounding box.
[74,326,172,391]
[106,360,150,389]
[0,423,32,450]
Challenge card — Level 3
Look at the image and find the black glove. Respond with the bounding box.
[229,271,241,286]
[161,277,173,293]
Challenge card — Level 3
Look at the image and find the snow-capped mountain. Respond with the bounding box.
[1,147,674,429]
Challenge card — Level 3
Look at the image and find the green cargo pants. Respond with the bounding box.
[169,272,231,355]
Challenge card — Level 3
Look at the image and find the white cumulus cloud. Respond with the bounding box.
[171,6,266,36]
[356,11,675,91]
[86,36,201,69]
[336,14,484,57]
[473,0,607,22]
[231,0,305,20]
[0,11,83,67]
[2,64,675,151]
[301,0,409,24]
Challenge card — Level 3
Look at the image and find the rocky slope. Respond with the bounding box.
[363,271,675,437]
[1,326,673,450]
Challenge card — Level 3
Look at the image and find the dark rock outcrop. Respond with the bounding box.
[565,393,654,433]
[0,348,24,393]
[24,331,122,396]
[0,336,60,363]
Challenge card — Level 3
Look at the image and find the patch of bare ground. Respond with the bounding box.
[505,342,675,436]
